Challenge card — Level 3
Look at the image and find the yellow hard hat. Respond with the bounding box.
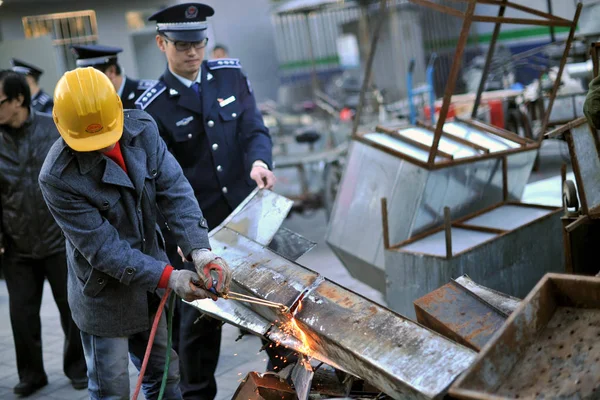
[53,67,123,152]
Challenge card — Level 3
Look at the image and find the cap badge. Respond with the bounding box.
[185,6,198,19]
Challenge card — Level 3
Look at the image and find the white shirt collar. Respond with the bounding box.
[169,67,201,88]
[117,76,126,98]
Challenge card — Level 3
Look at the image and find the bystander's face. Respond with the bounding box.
[0,84,24,126]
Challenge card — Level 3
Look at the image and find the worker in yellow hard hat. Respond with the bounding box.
[38,67,232,398]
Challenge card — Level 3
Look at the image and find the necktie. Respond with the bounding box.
[191,82,201,97]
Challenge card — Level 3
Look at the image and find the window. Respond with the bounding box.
[22,10,98,71]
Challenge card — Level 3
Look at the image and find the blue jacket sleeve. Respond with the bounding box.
[237,72,273,171]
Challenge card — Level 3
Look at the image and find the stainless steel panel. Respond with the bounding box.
[454,275,521,316]
[444,122,519,151]
[400,228,498,256]
[463,204,554,231]
[363,132,437,163]
[385,208,563,319]
[215,188,293,246]
[399,127,478,159]
[325,140,429,291]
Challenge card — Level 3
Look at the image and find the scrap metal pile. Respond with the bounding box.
[180,1,600,399]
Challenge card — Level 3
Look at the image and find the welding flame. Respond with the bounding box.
[276,299,312,357]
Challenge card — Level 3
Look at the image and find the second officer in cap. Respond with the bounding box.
[71,44,155,109]
[136,2,275,399]
[11,58,54,114]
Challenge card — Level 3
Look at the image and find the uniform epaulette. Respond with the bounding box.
[137,79,158,90]
[207,58,241,70]
[38,92,51,105]
[135,81,166,110]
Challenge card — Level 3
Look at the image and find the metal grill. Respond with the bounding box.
[22,10,98,72]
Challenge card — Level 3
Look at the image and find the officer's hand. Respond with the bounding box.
[191,249,233,295]
[168,270,216,302]
[250,166,276,190]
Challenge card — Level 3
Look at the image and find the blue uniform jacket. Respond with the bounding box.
[38,109,211,337]
[31,89,53,114]
[136,59,273,211]
[121,77,155,110]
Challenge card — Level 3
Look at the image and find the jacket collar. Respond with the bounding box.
[75,114,146,177]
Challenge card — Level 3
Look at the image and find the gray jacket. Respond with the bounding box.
[39,109,210,337]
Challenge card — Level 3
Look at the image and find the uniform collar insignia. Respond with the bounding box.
[169,88,179,96]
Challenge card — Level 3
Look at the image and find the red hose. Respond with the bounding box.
[132,287,172,400]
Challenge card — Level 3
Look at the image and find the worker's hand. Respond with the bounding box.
[168,269,216,302]
[191,249,233,295]
[250,164,276,190]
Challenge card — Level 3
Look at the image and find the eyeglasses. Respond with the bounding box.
[163,37,208,52]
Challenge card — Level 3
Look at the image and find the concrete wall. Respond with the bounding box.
[0,0,279,101]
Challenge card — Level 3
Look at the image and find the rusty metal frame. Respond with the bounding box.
[350,0,581,172]
[398,0,583,164]
[382,200,561,257]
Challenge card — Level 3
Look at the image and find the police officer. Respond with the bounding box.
[136,3,275,399]
[70,44,154,109]
[10,58,53,113]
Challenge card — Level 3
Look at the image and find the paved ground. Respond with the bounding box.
[0,139,569,399]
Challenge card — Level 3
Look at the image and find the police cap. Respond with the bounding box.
[71,44,123,67]
[148,3,214,42]
[10,58,44,79]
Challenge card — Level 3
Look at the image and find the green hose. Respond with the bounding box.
[158,291,176,400]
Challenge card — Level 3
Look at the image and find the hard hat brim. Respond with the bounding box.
[60,127,123,152]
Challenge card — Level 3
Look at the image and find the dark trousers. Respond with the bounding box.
[165,198,232,400]
[3,250,87,384]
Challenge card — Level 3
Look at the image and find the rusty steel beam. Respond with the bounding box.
[187,189,476,399]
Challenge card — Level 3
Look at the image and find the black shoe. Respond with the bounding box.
[70,378,88,390]
[13,379,48,396]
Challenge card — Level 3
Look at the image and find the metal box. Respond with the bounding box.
[450,273,600,399]
[413,275,519,351]
[384,202,564,319]
[326,121,538,293]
